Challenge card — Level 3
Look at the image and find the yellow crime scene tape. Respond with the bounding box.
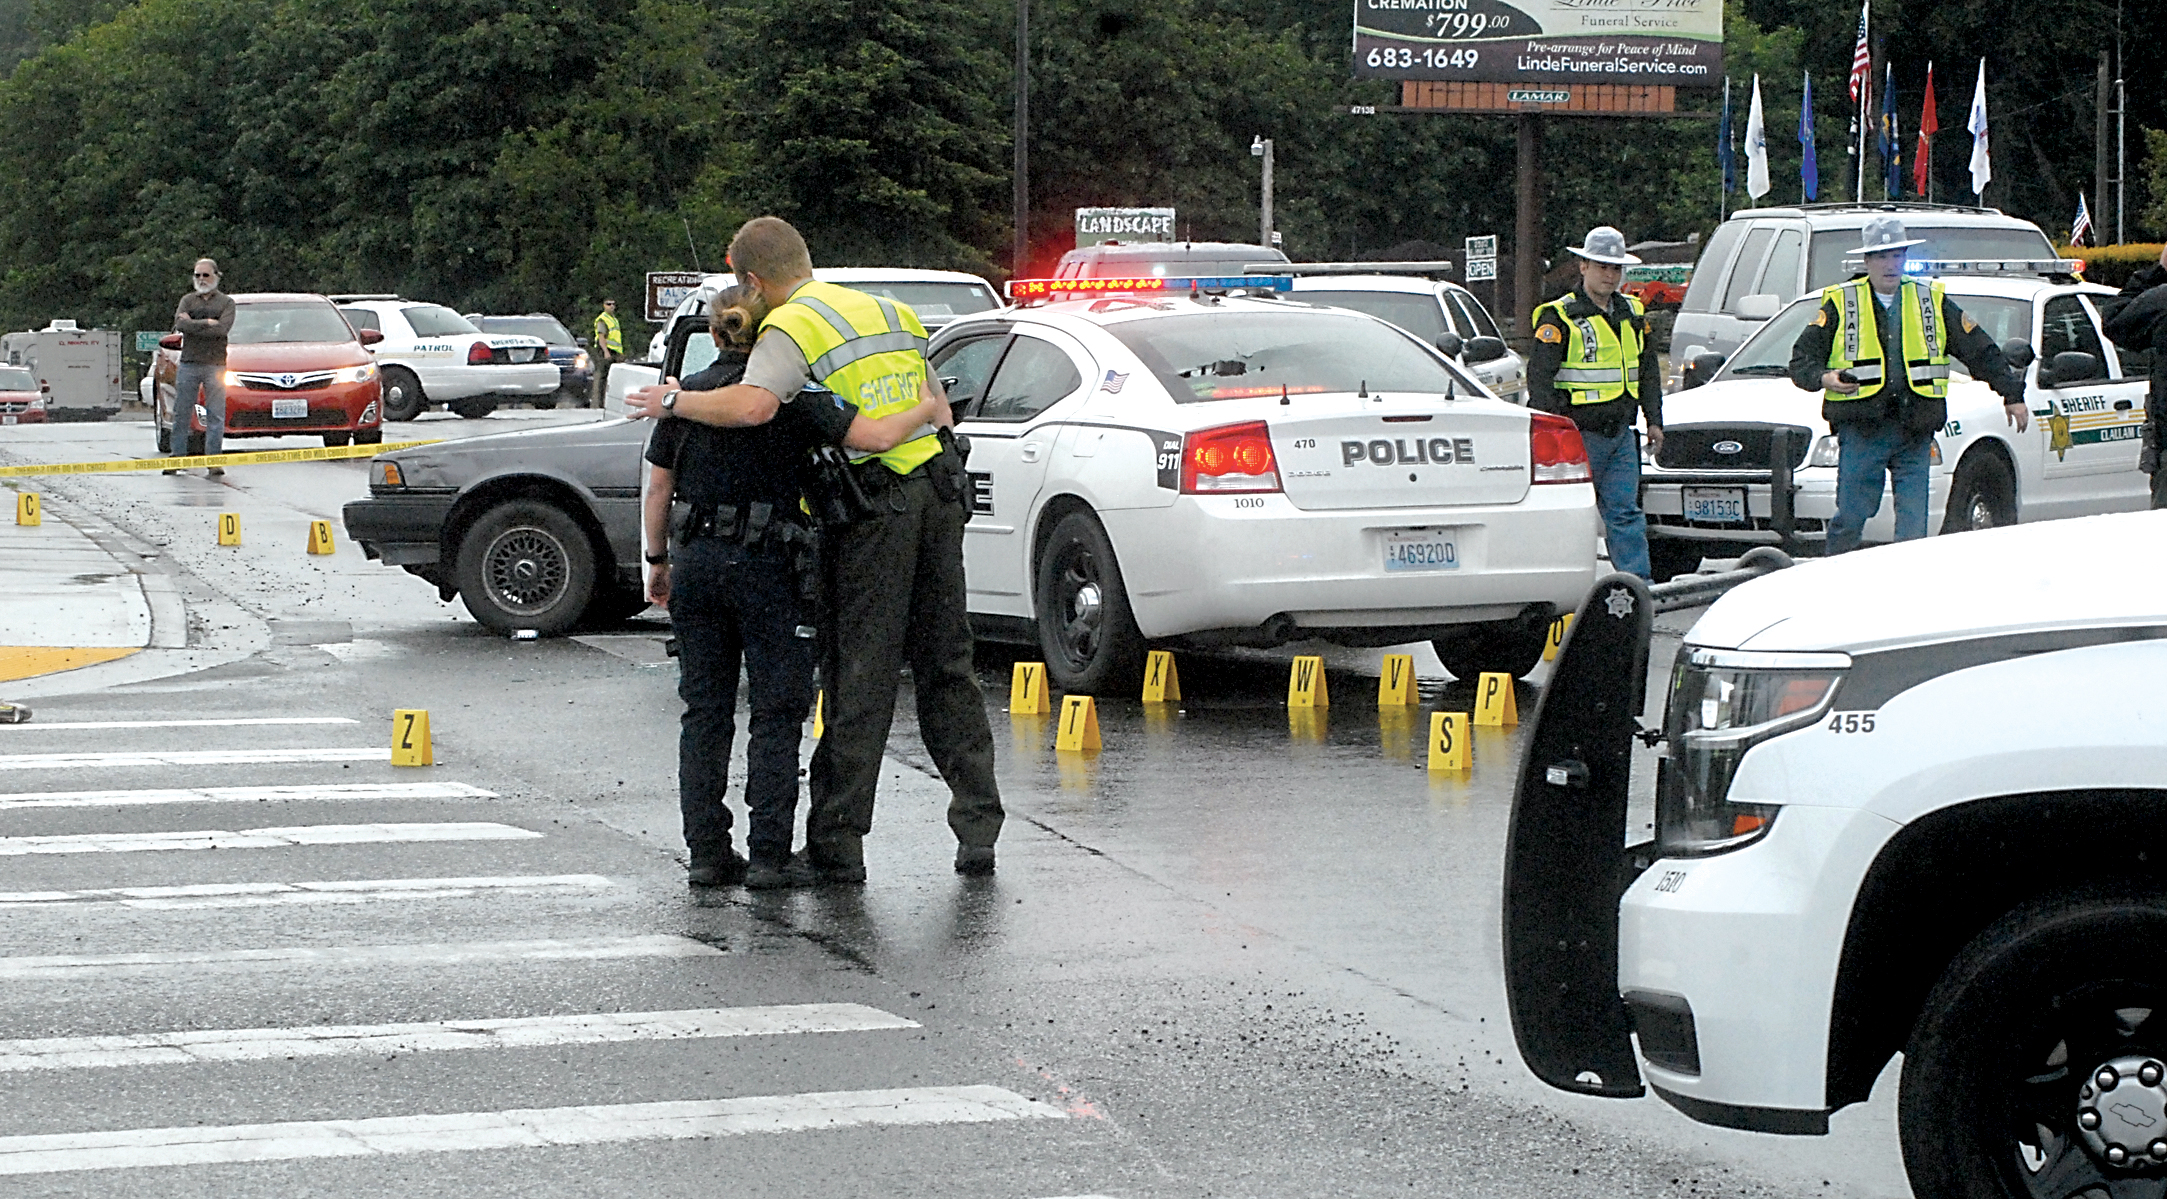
[0,439,441,478]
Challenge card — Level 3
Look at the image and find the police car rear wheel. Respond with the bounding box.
[380,368,424,423]
[1035,512,1144,694]
[454,500,596,636]
[1943,454,2017,534]
[1431,621,1548,682]
[1898,889,2167,1199]
[449,396,498,419]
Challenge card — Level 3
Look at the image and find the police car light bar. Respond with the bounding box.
[1239,261,1456,276]
[1005,276,1296,300]
[1886,258,2085,277]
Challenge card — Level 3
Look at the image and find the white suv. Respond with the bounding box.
[1505,513,2167,1199]
[333,297,558,421]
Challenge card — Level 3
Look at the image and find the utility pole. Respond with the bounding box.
[1012,0,1029,275]
[1251,136,1274,248]
[1515,113,1542,339]
[2096,52,2112,242]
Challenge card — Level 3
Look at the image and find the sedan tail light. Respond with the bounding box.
[1181,421,1281,494]
[466,342,494,365]
[1529,411,1591,484]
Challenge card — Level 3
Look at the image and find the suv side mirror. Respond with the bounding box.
[2045,350,2100,387]
[1683,352,1726,389]
[1434,331,1465,359]
[1999,339,2036,371]
[158,333,182,351]
[1735,294,1781,321]
[357,329,384,346]
[1464,335,1507,364]
[575,336,589,348]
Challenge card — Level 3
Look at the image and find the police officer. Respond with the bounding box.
[635,283,941,889]
[2101,244,2167,508]
[1529,227,1664,580]
[625,216,1003,884]
[1788,216,2027,553]
[591,298,622,408]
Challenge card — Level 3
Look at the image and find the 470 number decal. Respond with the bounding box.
[1827,712,1876,734]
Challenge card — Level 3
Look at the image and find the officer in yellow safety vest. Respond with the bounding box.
[1528,226,1665,580]
[590,299,623,407]
[1787,216,2027,554]
[622,217,1003,886]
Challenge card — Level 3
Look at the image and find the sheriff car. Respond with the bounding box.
[1505,513,2167,1199]
[332,296,559,422]
[1641,261,2150,578]
[938,275,1599,691]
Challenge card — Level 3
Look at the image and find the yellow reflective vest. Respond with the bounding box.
[593,310,622,356]
[1535,292,1646,405]
[762,280,938,475]
[1821,277,1950,403]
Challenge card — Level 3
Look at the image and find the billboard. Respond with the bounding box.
[1352,0,1721,86]
[1076,207,1176,248]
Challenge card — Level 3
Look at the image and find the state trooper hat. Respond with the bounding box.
[1568,226,1641,266]
[1850,215,1928,256]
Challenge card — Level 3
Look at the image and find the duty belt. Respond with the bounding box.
[678,501,810,549]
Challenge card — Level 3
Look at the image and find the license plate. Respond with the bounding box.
[271,398,308,419]
[1383,529,1459,572]
[1683,486,1747,525]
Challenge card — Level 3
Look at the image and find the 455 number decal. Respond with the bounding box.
[1827,711,1876,734]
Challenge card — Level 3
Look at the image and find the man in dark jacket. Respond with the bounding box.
[1788,217,2027,553]
[164,257,236,477]
[2100,245,2167,508]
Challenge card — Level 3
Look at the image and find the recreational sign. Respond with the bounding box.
[1352,0,1722,85]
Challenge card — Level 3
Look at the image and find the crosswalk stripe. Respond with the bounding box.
[0,748,389,770]
[0,935,721,979]
[0,782,499,811]
[0,1004,921,1072]
[0,822,538,856]
[0,874,613,910]
[0,1085,1063,1175]
[1,718,359,732]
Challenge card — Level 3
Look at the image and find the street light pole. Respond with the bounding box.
[1013,0,1029,275]
[1252,136,1274,248]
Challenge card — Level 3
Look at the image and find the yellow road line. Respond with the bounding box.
[0,440,440,478]
[0,648,140,684]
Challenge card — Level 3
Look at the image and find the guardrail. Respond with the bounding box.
[1645,546,1794,612]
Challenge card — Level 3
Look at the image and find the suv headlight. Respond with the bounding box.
[1656,647,1850,855]
[1808,434,1840,468]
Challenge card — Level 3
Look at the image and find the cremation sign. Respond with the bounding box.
[1352,0,1721,84]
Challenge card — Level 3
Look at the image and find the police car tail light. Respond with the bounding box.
[1656,647,1850,856]
[466,342,494,365]
[1181,421,1281,494]
[1528,411,1591,484]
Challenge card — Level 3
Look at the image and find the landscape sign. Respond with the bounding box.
[1352,0,1722,86]
[1076,208,1176,247]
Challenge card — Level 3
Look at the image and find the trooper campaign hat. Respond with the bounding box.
[1567,226,1642,266]
[1850,215,1928,256]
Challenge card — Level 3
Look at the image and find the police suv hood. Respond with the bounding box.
[1658,371,1994,436]
[1688,510,2167,654]
[385,417,644,490]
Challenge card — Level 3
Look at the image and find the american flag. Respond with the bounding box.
[1848,2,1872,102]
[1101,370,1128,394]
[2071,192,2094,247]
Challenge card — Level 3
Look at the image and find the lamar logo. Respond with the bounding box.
[1342,437,1475,467]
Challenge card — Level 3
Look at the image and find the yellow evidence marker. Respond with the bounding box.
[14,492,38,526]
[391,709,433,766]
[1428,711,1471,771]
[217,512,242,546]
[1056,693,1102,753]
[306,519,336,555]
[1377,653,1416,706]
[1287,655,1329,708]
[1010,661,1050,714]
[1473,672,1519,726]
[812,690,824,738]
[1142,650,1181,703]
[1542,613,1575,661]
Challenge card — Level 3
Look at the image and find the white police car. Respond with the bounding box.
[332,296,559,422]
[937,275,1600,692]
[1642,261,2150,577]
[1505,511,2167,1199]
[1287,274,1528,404]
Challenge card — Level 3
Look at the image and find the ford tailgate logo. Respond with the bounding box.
[1712,440,1744,454]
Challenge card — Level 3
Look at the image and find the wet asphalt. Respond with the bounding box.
[0,413,1914,1197]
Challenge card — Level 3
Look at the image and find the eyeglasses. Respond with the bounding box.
[192,272,215,279]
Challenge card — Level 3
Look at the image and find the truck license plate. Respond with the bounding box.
[271,398,308,419]
[1683,486,1746,525]
[1383,529,1459,572]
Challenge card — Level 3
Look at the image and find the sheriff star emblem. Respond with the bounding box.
[1603,587,1635,618]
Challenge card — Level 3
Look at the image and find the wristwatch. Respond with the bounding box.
[661,389,680,412]
[644,551,669,565]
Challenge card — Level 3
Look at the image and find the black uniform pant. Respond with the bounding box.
[671,537,815,866]
[808,473,1002,868]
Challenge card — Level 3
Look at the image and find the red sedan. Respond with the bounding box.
[0,365,48,425]
[156,292,385,452]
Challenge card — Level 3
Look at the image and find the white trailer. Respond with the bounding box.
[1,322,125,419]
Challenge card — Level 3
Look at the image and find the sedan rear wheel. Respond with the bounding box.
[1034,511,1145,695]
[449,396,498,419]
[453,500,596,636]
[1431,619,1550,682]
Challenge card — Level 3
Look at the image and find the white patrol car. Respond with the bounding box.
[935,275,1600,692]
[634,267,1002,368]
[1641,261,2150,578]
[1286,274,1528,403]
[331,296,559,422]
[1505,512,2167,1199]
